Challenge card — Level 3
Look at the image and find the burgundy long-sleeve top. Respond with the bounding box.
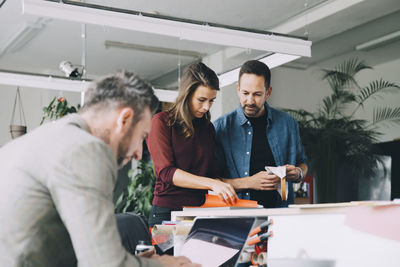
[146,111,218,210]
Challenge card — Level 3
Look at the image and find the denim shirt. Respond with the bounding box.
[213,103,307,205]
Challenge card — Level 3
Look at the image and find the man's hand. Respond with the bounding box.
[210,180,238,205]
[248,171,280,190]
[137,247,155,258]
[285,164,300,181]
[152,254,201,267]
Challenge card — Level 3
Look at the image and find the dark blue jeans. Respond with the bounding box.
[148,205,175,227]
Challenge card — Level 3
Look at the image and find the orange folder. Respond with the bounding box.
[184,194,258,209]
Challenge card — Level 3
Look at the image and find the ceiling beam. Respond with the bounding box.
[0,70,178,102]
[218,53,300,88]
[23,0,311,57]
[0,70,87,92]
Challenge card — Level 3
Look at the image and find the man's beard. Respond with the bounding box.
[242,104,262,117]
[117,127,134,169]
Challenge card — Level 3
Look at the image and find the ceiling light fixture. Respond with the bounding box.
[23,0,311,57]
[218,53,300,88]
[270,0,365,34]
[355,30,400,51]
[0,17,50,56]
[0,70,178,102]
[104,40,205,58]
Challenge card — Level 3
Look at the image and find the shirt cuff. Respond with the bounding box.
[159,166,177,185]
[292,167,304,183]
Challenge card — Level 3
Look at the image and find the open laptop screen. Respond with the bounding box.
[179,217,256,267]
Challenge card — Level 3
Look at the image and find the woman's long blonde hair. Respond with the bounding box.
[168,62,219,138]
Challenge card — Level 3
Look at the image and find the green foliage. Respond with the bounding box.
[115,160,156,218]
[283,58,400,203]
[40,97,80,125]
[373,107,400,126]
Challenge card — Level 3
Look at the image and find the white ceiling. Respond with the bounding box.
[0,0,399,88]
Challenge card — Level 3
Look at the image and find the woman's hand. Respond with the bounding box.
[210,180,238,205]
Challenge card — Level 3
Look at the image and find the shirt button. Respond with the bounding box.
[244,172,248,175]
[247,122,250,125]
[246,152,250,155]
[248,132,251,135]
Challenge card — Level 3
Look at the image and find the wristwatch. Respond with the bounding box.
[295,167,304,182]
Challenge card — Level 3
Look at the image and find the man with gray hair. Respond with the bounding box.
[0,71,198,267]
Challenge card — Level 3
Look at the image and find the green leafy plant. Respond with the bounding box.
[115,160,156,218]
[283,58,400,203]
[40,97,80,125]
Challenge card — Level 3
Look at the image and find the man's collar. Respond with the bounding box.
[235,102,272,126]
[265,102,273,124]
[67,113,91,133]
[235,105,248,126]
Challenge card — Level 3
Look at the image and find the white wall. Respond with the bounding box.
[210,83,238,121]
[0,84,81,146]
[269,66,329,113]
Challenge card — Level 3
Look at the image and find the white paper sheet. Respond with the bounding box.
[179,238,239,267]
[265,166,286,178]
[265,166,288,200]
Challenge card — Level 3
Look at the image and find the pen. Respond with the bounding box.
[249,219,273,236]
[247,231,273,246]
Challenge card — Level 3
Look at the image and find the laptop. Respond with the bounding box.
[179,217,266,267]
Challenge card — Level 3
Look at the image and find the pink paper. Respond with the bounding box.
[344,204,400,242]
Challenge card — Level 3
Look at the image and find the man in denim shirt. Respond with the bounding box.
[213,60,308,208]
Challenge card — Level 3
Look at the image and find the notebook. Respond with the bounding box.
[178,217,257,267]
[183,194,260,210]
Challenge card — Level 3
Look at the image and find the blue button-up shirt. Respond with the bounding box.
[213,103,307,205]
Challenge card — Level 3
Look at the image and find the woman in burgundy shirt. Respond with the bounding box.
[147,62,237,226]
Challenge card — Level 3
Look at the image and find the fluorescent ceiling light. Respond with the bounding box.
[270,0,365,34]
[105,40,204,58]
[218,53,300,88]
[23,0,311,57]
[355,30,400,51]
[0,71,178,102]
[0,17,50,56]
[259,53,301,69]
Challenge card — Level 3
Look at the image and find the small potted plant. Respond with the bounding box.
[40,96,80,125]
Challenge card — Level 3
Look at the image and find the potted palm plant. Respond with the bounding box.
[284,58,400,203]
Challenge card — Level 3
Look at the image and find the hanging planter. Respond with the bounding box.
[9,87,27,139]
